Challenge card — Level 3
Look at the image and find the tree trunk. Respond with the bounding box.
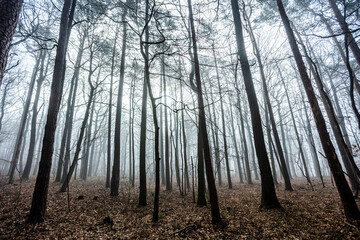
[0,0,23,84]
[276,0,360,220]
[212,43,232,189]
[327,0,360,68]
[55,31,86,182]
[231,0,280,208]
[8,50,41,184]
[138,1,149,205]
[28,0,73,223]
[60,85,95,193]
[244,10,292,190]
[22,49,47,180]
[188,0,221,224]
[111,6,127,196]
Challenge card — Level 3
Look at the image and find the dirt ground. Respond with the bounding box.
[0,177,359,239]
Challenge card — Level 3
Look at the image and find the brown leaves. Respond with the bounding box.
[0,177,359,239]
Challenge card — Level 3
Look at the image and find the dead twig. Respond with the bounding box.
[170,224,196,235]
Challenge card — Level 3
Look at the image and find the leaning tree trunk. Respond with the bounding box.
[231,0,280,208]
[21,49,47,181]
[28,0,73,223]
[0,0,23,85]
[276,0,360,220]
[8,51,41,184]
[60,85,95,193]
[327,0,360,68]
[244,11,292,190]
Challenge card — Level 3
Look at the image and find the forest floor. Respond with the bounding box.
[0,177,359,239]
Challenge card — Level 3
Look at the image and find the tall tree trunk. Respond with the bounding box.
[60,85,95,192]
[243,10,292,191]
[22,49,47,180]
[138,1,149,205]
[294,28,360,191]
[327,0,360,68]
[317,13,360,96]
[180,82,190,190]
[106,27,118,188]
[188,0,221,224]
[28,0,73,223]
[212,43,232,189]
[231,0,280,208]
[0,0,23,84]
[276,0,360,220]
[8,50,42,184]
[163,60,171,191]
[56,31,86,182]
[111,6,128,196]
[197,126,206,206]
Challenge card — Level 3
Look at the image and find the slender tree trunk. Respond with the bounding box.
[212,43,232,189]
[244,11,292,190]
[276,0,360,220]
[0,0,23,84]
[60,85,95,192]
[180,82,190,190]
[28,0,73,223]
[231,0,280,208]
[106,27,118,188]
[327,0,360,68]
[8,51,41,184]
[22,49,47,180]
[163,60,171,191]
[317,13,360,96]
[138,2,149,205]
[56,31,86,182]
[188,0,221,224]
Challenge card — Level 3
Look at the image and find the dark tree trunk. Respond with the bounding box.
[111,6,127,196]
[231,0,280,208]
[243,10,292,190]
[276,0,360,220]
[55,31,86,182]
[188,0,221,224]
[60,85,95,193]
[0,0,23,84]
[197,127,206,206]
[106,28,118,188]
[163,61,171,191]
[138,1,149,206]
[28,0,73,223]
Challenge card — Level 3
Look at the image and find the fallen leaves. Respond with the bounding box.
[0,177,359,239]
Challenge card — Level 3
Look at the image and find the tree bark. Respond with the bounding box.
[28,0,73,223]
[231,0,280,208]
[110,6,128,196]
[188,0,221,224]
[276,0,360,220]
[0,0,23,84]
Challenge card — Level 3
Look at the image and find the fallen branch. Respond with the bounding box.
[170,224,196,235]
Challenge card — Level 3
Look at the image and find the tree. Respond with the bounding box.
[0,0,23,85]
[231,0,280,209]
[28,0,74,223]
[111,3,128,197]
[188,0,222,224]
[276,0,360,220]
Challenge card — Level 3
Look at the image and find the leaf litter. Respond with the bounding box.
[0,177,359,239]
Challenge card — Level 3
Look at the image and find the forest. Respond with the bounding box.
[0,0,360,239]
